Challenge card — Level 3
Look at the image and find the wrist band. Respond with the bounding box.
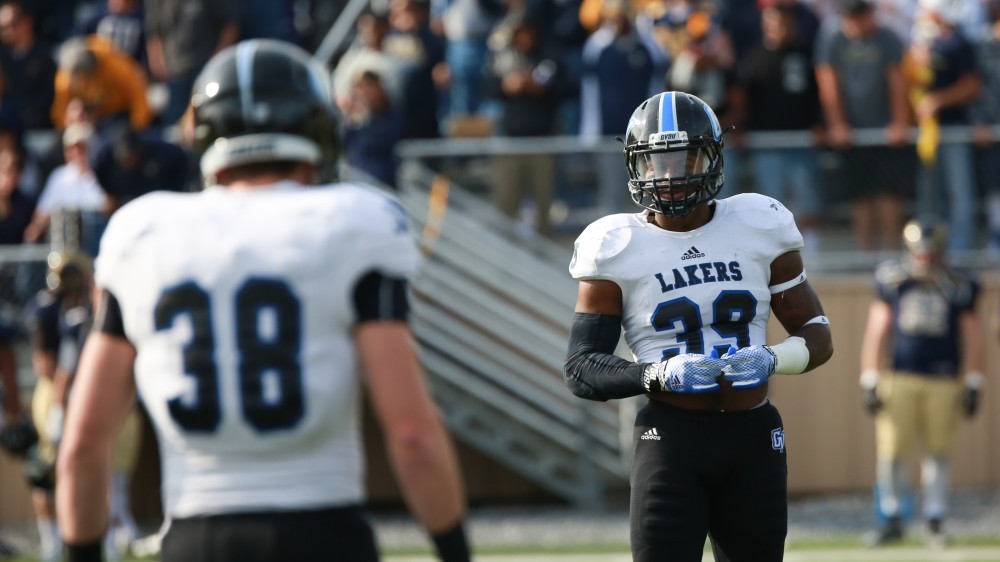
[803,315,829,326]
[965,371,985,390]
[859,369,880,390]
[66,539,103,562]
[767,336,810,375]
[431,521,470,562]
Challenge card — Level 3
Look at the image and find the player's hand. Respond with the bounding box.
[961,372,984,418]
[643,353,725,394]
[45,405,64,445]
[720,345,775,389]
[862,388,882,415]
[0,417,39,457]
[859,369,881,414]
[962,387,979,418]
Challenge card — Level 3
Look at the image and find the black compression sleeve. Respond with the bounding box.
[563,312,651,401]
[93,288,127,340]
[352,270,409,323]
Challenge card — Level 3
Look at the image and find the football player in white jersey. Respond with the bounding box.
[56,39,470,562]
[564,91,834,562]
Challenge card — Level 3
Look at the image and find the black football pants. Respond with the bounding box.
[630,400,788,562]
[162,505,380,562]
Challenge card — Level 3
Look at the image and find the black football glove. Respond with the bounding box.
[862,388,882,415]
[0,418,39,457]
[962,372,984,419]
[962,387,980,418]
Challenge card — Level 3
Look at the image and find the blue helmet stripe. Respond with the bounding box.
[659,92,676,132]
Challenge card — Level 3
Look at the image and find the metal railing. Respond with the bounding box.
[397,126,1000,273]
[362,163,630,507]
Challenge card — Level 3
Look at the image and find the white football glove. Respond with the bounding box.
[644,353,726,394]
[45,404,64,445]
[721,345,776,389]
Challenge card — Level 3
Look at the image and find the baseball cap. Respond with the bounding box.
[62,123,94,147]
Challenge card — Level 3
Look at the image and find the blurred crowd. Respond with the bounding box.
[0,0,992,255]
[332,0,1000,252]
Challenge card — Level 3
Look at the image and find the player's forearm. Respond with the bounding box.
[563,351,647,400]
[387,418,466,533]
[960,314,985,374]
[563,312,646,401]
[56,442,110,542]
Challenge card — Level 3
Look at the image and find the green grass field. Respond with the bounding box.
[9,538,1000,562]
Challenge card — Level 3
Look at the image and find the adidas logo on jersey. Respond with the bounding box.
[640,428,661,441]
[681,246,706,260]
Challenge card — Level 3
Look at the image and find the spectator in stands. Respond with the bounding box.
[74,0,147,68]
[434,0,502,117]
[734,3,824,253]
[656,4,744,191]
[24,123,106,244]
[815,0,914,253]
[770,0,821,47]
[92,128,189,214]
[483,8,569,236]
[0,149,34,244]
[145,0,239,125]
[51,36,152,133]
[971,0,1000,253]
[334,10,406,114]
[660,5,736,106]
[385,0,448,139]
[341,70,406,187]
[907,0,982,251]
[0,0,55,130]
[579,0,667,214]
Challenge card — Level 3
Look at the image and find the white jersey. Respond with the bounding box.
[569,194,803,363]
[95,181,420,518]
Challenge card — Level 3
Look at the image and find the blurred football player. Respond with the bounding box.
[564,91,833,561]
[23,250,94,562]
[56,39,470,562]
[859,216,985,548]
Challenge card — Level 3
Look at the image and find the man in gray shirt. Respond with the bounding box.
[815,0,914,252]
[146,0,240,125]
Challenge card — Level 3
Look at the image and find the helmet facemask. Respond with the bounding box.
[626,133,724,217]
[902,218,948,278]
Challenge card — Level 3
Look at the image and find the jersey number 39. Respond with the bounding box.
[155,278,304,434]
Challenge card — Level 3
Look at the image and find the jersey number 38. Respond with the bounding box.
[155,277,304,434]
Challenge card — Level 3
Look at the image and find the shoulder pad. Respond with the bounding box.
[874,260,908,287]
[719,194,803,255]
[569,214,635,279]
[725,193,798,231]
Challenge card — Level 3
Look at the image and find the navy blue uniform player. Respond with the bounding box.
[859,216,985,547]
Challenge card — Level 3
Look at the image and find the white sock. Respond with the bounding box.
[922,456,950,521]
[110,471,138,536]
[36,517,60,560]
[876,458,907,517]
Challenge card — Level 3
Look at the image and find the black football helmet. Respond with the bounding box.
[190,39,339,184]
[624,91,726,217]
[902,215,948,276]
[45,250,91,295]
